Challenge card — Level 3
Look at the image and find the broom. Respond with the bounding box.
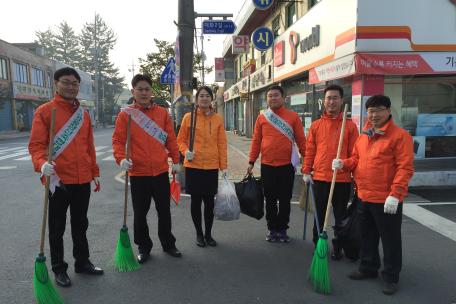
[33,108,64,304]
[114,115,140,272]
[309,104,348,294]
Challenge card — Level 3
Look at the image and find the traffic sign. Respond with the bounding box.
[160,58,176,85]
[202,20,236,34]
[252,27,274,51]
[252,0,274,10]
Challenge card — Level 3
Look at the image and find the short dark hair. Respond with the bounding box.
[267,85,284,96]
[54,67,80,82]
[324,84,343,98]
[131,74,152,88]
[195,86,213,100]
[365,94,391,109]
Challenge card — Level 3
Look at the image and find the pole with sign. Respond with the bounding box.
[252,0,274,10]
[251,27,274,51]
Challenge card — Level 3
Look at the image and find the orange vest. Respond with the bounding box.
[28,94,99,184]
[177,109,227,170]
[343,119,414,203]
[249,106,306,170]
[112,103,179,176]
[303,112,359,182]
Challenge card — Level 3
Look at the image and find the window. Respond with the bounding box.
[260,51,266,66]
[308,0,321,9]
[32,67,45,87]
[0,58,8,80]
[47,72,52,88]
[272,16,280,37]
[286,3,297,28]
[13,62,28,83]
[234,59,239,81]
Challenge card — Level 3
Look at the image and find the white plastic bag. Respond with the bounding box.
[214,175,240,221]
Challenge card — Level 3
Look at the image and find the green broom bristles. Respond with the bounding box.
[309,232,331,294]
[114,226,140,272]
[33,254,64,304]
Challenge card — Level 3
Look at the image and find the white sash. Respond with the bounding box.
[263,108,300,168]
[50,106,85,193]
[122,107,167,145]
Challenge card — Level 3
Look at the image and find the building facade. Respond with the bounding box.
[222,0,456,186]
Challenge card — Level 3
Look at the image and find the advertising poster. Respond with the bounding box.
[413,136,425,159]
[416,114,456,136]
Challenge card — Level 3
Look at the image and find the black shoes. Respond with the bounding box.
[205,236,217,247]
[331,249,343,261]
[348,270,378,280]
[383,282,398,295]
[196,235,206,247]
[75,262,104,275]
[164,247,182,258]
[137,253,150,264]
[55,272,71,287]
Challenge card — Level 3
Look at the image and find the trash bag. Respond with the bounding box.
[336,195,361,261]
[170,173,181,206]
[234,174,264,220]
[214,176,240,221]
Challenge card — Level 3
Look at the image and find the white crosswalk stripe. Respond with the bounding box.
[0,147,25,154]
[0,150,29,161]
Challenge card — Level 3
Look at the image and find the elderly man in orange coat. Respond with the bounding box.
[333,94,414,295]
[29,67,103,288]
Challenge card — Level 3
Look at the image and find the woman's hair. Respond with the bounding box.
[195,86,214,101]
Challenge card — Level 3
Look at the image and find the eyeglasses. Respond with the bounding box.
[367,107,388,114]
[59,80,80,87]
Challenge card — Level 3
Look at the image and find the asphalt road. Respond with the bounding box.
[1,128,455,304]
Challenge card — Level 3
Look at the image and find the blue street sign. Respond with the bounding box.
[160,58,176,85]
[202,20,236,34]
[252,0,274,10]
[252,27,274,51]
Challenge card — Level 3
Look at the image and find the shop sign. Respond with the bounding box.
[250,63,273,91]
[13,83,52,100]
[252,27,274,51]
[214,58,225,82]
[232,35,250,54]
[299,25,320,53]
[274,41,285,67]
[309,54,356,84]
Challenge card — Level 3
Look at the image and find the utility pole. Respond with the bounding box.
[177,0,195,98]
[200,32,205,86]
[93,13,100,127]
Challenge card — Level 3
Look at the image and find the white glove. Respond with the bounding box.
[332,159,344,171]
[186,150,194,161]
[221,169,228,178]
[302,174,313,184]
[120,159,133,171]
[172,163,182,174]
[41,162,55,176]
[384,196,400,214]
[93,177,101,192]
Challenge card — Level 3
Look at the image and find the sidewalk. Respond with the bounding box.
[0,130,30,141]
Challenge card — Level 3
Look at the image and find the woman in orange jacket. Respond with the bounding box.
[177,86,227,247]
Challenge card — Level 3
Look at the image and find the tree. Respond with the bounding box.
[34,28,57,60]
[53,21,81,67]
[139,39,213,101]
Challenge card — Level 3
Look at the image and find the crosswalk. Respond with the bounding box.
[0,145,115,162]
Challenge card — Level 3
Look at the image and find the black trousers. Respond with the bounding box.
[190,194,215,237]
[48,183,91,274]
[358,201,402,283]
[261,164,295,231]
[130,173,176,253]
[312,181,351,249]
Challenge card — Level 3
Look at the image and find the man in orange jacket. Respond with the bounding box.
[247,85,306,242]
[303,84,359,259]
[333,95,414,295]
[29,67,103,288]
[112,74,182,263]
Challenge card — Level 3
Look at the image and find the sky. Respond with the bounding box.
[0,0,246,87]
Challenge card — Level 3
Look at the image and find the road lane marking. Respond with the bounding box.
[14,155,31,160]
[0,150,29,160]
[0,166,17,170]
[228,143,249,161]
[0,146,25,153]
[95,145,108,151]
[102,155,114,161]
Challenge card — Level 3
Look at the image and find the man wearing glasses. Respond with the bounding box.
[332,95,414,295]
[302,84,359,259]
[29,67,103,288]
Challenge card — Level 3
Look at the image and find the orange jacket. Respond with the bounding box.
[303,112,359,182]
[28,94,99,184]
[343,119,414,203]
[112,103,179,176]
[249,106,306,169]
[177,109,227,170]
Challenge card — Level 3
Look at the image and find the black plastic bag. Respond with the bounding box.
[336,196,361,261]
[234,174,264,220]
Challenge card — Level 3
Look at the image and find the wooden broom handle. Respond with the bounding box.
[39,108,56,254]
[123,115,132,226]
[322,104,348,232]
